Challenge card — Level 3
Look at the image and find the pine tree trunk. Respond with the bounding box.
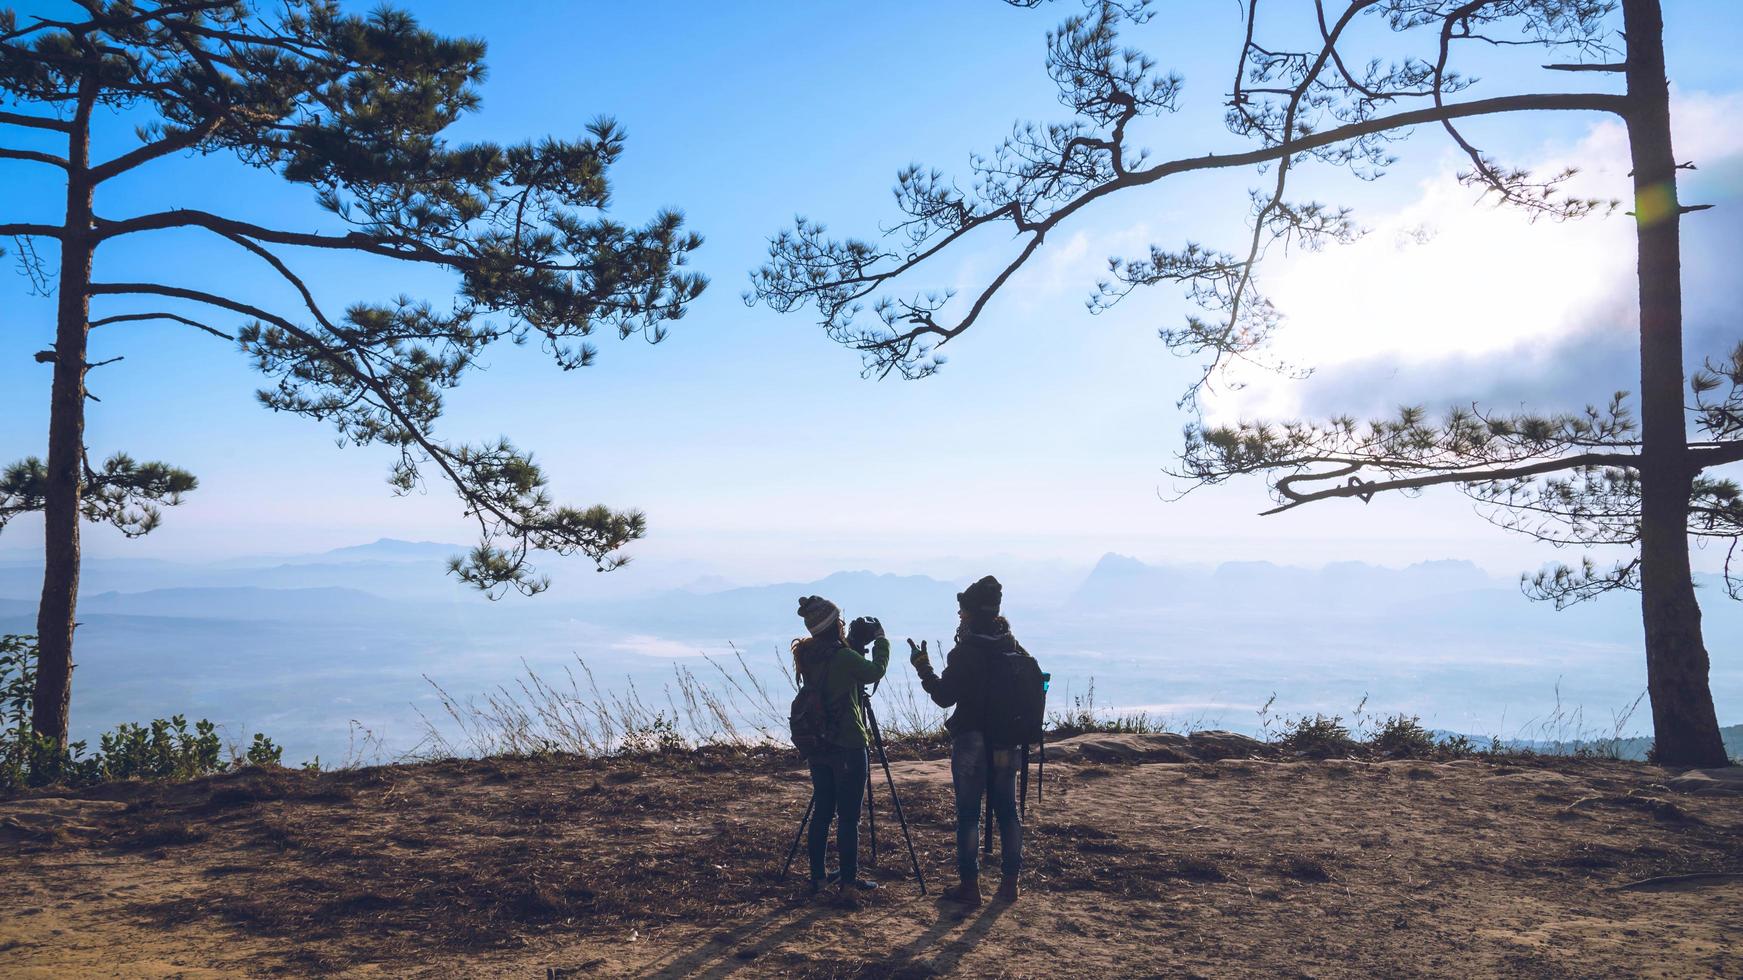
[1622,0,1728,768]
[29,76,97,748]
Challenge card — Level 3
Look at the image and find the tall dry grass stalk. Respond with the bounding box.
[408,644,946,761]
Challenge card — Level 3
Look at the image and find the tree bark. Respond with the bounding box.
[1622,0,1728,767]
[30,73,97,748]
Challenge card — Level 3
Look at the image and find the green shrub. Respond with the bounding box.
[1370,714,1437,759]
[97,716,224,780]
[1046,679,1163,738]
[619,713,686,754]
[1440,733,1476,756]
[1,634,284,791]
[246,733,285,768]
[1,634,36,790]
[1276,713,1356,758]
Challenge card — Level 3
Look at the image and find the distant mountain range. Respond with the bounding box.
[1070,553,1498,611]
[266,538,467,565]
[1463,725,1743,763]
[0,538,720,604]
[0,542,1737,764]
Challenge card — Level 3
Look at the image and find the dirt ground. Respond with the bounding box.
[1,733,1739,978]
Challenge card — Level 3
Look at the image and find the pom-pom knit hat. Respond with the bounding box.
[797,595,840,637]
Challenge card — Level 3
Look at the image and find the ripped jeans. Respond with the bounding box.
[950,730,1022,878]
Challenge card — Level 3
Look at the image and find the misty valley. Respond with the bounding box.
[4,539,1737,765]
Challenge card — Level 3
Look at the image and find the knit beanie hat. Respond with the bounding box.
[957,575,1002,617]
[797,595,840,637]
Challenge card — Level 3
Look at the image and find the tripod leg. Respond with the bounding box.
[782,793,816,881]
[1038,735,1045,807]
[1020,743,1030,818]
[865,704,926,895]
[865,755,878,867]
[982,741,994,856]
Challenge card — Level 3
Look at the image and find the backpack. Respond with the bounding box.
[788,652,836,758]
[981,645,1046,748]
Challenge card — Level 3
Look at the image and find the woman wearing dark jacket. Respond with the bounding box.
[909,575,1023,907]
[793,595,890,904]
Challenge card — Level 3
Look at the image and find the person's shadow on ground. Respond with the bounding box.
[880,899,1011,976]
[638,897,1009,979]
[639,902,833,979]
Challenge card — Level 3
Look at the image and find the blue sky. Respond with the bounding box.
[3,0,1743,590]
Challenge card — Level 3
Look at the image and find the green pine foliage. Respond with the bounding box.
[3,1,708,750]
[0,455,197,539]
[0,0,706,596]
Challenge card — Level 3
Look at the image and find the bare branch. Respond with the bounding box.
[88,311,234,340]
[88,116,223,184]
[757,90,1625,377]
[0,223,63,238]
[1261,452,1640,515]
[0,111,73,132]
[0,146,69,169]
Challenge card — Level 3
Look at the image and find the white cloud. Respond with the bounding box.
[1203,89,1743,424]
[609,634,718,659]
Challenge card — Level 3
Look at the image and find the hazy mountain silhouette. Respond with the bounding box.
[2,542,1738,763]
[74,586,440,622]
[568,570,961,637]
[277,538,465,565]
[1071,553,1497,612]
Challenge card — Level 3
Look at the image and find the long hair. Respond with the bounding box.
[955,612,1012,646]
[791,619,847,682]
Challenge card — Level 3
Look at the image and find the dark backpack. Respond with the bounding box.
[788,653,836,758]
[982,645,1046,748]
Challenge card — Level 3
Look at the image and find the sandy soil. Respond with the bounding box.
[1,734,1739,978]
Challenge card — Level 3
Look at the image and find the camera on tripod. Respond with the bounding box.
[846,615,884,652]
[781,613,927,894]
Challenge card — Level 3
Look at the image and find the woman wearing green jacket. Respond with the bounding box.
[793,595,890,902]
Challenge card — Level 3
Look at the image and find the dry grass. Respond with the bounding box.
[3,733,1739,977]
[407,646,949,764]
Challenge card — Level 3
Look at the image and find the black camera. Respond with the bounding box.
[847,615,884,651]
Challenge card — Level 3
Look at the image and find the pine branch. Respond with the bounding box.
[755,91,1623,378]
[87,117,223,184]
[1263,452,1641,514]
[0,111,72,132]
[0,223,63,238]
[88,311,234,341]
[0,146,69,169]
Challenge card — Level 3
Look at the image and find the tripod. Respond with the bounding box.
[981,735,1045,856]
[782,688,927,894]
[984,671,1050,855]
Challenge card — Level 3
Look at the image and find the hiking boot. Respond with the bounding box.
[844,877,880,892]
[995,874,1020,903]
[940,874,982,907]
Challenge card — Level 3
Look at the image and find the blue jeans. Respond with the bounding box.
[807,746,869,883]
[951,731,1022,878]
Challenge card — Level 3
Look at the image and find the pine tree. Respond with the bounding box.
[0,1,705,747]
[752,0,1730,765]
